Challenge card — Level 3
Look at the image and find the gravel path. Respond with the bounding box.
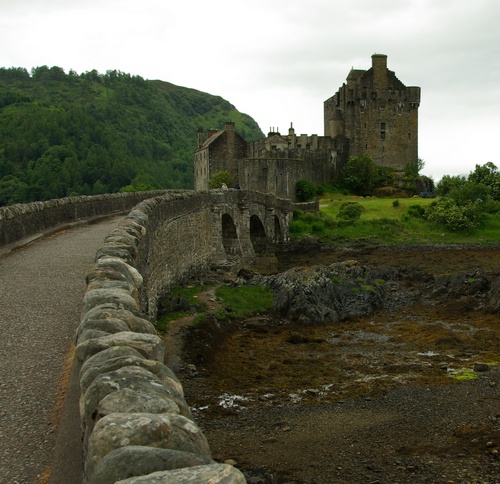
[0,217,123,484]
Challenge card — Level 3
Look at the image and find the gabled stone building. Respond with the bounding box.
[194,54,420,200]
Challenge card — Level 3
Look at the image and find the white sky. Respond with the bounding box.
[1,0,500,181]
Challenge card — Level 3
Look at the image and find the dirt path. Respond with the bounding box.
[172,245,500,483]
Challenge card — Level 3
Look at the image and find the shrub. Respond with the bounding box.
[296,179,317,202]
[425,198,483,233]
[405,204,426,218]
[392,199,400,208]
[337,201,363,221]
[209,171,234,189]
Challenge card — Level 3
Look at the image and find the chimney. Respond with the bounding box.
[372,53,388,89]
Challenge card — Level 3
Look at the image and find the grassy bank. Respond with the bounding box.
[291,194,500,245]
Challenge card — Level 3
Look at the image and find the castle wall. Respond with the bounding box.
[239,155,333,201]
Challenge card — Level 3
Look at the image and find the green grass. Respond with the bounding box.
[156,285,209,331]
[449,368,479,381]
[157,284,275,330]
[294,194,500,245]
[320,195,435,220]
[215,285,274,319]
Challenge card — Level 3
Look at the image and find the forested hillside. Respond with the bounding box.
[0,66,264,206]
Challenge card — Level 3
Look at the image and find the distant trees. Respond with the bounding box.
[0,66,263,206]
[420,162,500,233]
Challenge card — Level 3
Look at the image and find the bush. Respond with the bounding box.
[296,179,317,202]
[209,171,234,189]
[337,202,363,221]
[392,199,400,208]
[425,198,483,233]
[405,204,426,218]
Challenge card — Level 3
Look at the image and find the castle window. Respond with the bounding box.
[380,123,386,140]
[381,131,386,140]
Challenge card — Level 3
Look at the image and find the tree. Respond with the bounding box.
[209,171,234,189]
[296,180,317,202]
[0,175,29,206]
[468,162,500,201]
[341,153,377,196]
[435,175,466,197]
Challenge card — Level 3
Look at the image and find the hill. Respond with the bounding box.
[0,66,264,206]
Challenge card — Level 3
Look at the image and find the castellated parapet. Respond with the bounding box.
[195,54,420,197]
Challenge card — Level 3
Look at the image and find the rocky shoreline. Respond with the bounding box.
[171,243,500,483]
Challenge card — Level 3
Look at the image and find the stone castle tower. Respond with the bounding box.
[324,54,420,170]
[195,54,420,198]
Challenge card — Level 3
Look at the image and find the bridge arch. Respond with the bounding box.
[273,214,283,243]
[249,214,268,255]
[221,213,241,256]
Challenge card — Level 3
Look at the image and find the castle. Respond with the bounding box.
[195,54,421,200]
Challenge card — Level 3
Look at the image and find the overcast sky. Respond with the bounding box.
[2,0,499,181]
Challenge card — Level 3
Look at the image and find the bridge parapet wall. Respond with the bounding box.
[0,191,170,247]
[74,189,314,483]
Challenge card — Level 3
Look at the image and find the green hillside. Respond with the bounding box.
[0,66,264,206]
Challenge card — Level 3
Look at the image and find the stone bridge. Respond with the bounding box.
[0,189,316,483]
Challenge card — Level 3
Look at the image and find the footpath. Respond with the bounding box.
[0,216,123,483]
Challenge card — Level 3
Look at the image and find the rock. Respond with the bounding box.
[86,414,212,481]
[79,346,143,379]
[91,446,213,484]
[80,352,183,395]
[75,318,134,345]
[81,306,156,334]
[474,362,490,372]
[114,464,246,483]
[81,365,191,436]
[82,287,139,315]
[97,388,181,418]
[75,331,164,363]
[484,276,500,313]
[88,256,143,288]
[95,243,136,264]
[260,263,385,324]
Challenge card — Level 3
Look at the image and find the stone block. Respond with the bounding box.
[86,414,211,481]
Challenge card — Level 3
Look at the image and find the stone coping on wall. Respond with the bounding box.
[74,191,247,483]
[0,191,172,247]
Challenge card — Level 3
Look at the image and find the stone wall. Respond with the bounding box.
[0,191,169,247]
[74,190,314,483]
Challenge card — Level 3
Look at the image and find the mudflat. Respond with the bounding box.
[175,245,500,483]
